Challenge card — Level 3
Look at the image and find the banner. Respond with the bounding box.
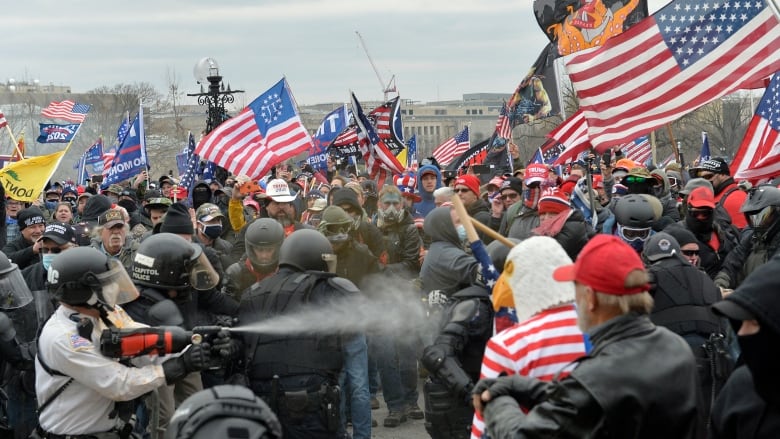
[102,109,147,188]
[508,43,561,128]
[308,105,349,171]
[36,123,80,143]
[0,149,69,201]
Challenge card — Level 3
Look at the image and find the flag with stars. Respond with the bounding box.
[179,132,199,189]
[196,78,314,180]
[699,131,711,163]
[731,74,780,181]
[41,100,91,123]
[565,0,780,149]
[351,92,406,179]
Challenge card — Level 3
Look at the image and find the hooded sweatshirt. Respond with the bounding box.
[415,165,442,217]
[420,206,479,293]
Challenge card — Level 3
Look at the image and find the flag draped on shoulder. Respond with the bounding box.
[102,109,147,188]
[41,100,91,123]
[565,0,780,149]
[0,149,69,202]
[350,92,405,178]
[196,78,313,180]
[432,126,470,166]
[36,123,81,144]
[731,75,780,181]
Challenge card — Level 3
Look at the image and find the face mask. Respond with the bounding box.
[42,253,56,270]
[201,223,223,239]
[44,201,58,211]
[523,187,541,209]
[739,329,780,404]
[107,196,119,204]
[380,205,401,223]
[456,224,467,242]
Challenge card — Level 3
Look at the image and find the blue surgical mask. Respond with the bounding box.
[456,225,467,242]
[44,201,58,211]
[201,223,223,239]
[42,253,55,270]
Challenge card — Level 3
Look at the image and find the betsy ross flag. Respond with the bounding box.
[548,110,592,165]
[565,0,780,149]
[41,100,91,123]
[196,78,313,180]
[351,92,405,181]
[731,75,780,181]
[432,126,470,166]
[620,135,651,164]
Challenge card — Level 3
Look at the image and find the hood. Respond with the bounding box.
[81,194,113,224]
[417,165,442,196]
[650,168,671,198]
[509,236,575,323]
[423,206,460,245]
[331,189,363,218]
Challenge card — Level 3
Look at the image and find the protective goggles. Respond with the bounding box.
[618,225,652,242]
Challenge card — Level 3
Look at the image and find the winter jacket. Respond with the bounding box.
[713,178,748,229]
[378,212,422,277]
[666,219,740,279]
[414,165,442,218]
[420,207,479,293]
[714,224,780,289]
[2,236,38,270]
[710,366,780,438]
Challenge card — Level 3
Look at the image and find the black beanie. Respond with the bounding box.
[82,194,113,224]
[331,189,361,213]
[17,207,45,231]
[160,202,193,235]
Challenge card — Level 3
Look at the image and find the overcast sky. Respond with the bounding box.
[4,0,668,107]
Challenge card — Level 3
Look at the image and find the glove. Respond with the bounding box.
[427,290,449,307]
[211,329,239,359]
[162,343,212,383]
[472,375,550,409]
[212,314,237,328]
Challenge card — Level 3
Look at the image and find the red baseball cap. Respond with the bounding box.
[687,186,716,209]
[455,174,481,196]
[553,234,649,295]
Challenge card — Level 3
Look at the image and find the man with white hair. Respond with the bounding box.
[470,236,588,439]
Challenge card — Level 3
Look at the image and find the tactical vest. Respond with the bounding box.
[243,271,345,383]
[443,288,494,379]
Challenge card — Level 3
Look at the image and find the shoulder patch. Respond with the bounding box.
[328,277,361,295]
[69,333,92,351]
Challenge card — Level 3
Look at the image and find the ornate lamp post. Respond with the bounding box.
[187,57,244,181]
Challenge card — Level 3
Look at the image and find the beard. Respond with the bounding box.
[272,212,293,227]
[576,295,592,333]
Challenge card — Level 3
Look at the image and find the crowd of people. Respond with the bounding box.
[1,148,779,439]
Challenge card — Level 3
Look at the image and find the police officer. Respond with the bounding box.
[223,218,284,301]
[35,247,213,438]
[420,284,494,439]
[238,229,369,439]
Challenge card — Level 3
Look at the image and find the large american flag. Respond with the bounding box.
[548,110,592,165]
[41,100,91,123]
[565,0,780,149]
[495,103,512,140]
[731,74,780,181]
[351,92,405,180]
[196,78,314,180]
[432,126,470,166]
[0,111,7,130]
[620,135,651,164]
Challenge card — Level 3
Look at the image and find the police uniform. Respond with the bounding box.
[35,305,166,436]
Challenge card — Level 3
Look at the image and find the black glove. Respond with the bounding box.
[212,314,237,328]
[211,329,239,359]
[473,375,550,409]
[162,343,212,384]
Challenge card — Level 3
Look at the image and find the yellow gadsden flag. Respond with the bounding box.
[0,149,68,202]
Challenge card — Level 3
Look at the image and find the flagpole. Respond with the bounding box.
[4,126,23,159]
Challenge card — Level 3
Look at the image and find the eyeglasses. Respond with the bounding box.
[698,173,715,180]
[40,247,63,254]
[453,188,472,194]
[623,176,648,184]
[500,192,520,200]
[681,249,700,256]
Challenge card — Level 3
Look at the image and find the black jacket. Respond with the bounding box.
[710,365,780,438]
[714,225,780,289]
[482,314,702,439]
[2,236,38,270]
[378,213,422,277]
[668,220,740,279]
[467,199,493,244]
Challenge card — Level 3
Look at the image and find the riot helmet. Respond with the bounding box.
[741,184,780,231]
[245,218,284,274]
[131,233,219,292]
[279,229,336,272]
[318,206,353,245]
[0,251,33,310]
[47,247,139,310]
[167,385,282,439]
[614,194,659,249]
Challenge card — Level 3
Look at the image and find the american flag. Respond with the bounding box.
[620,135,651,164]
[731,74,780,181]
[41,100,91,123]
[565,0,780,149]
[0,111,7,130]
[330,98,403,152]
[495,103,512,140]
[351,92,405,179]
[548,110,592,165]
[179,132,199,189]
[432,126,470,166]
[196,78,314,180]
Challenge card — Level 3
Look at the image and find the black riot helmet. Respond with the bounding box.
[0,251,33,310]
[741,184,780,230]
[47,247,139,310]
[131,233,219,291]
[245,218,285,274]
[614,194,659,228]
[279,229,336,272]
[167,385,282,439]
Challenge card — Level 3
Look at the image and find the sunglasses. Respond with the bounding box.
[40,247,63,254]
[453,188,472,194]
[681,249,700,256]
[688,208,713,219]
[500,192,520,200]
[698,173,715,180]
[623,176,649,184]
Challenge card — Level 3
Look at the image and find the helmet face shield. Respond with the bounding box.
[0,264,33,310]
[247,242,281,272]
[94,259,140,309]
[189,251,219,291]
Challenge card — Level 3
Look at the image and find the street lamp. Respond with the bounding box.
[187,57,245,134]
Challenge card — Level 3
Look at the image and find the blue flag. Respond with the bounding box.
[77,139,104,184]
[700,132,711,162]
[37,123,80,143]
[179,133,199,190]
[102,109,147,188]
[201,161,216,182]
[407,134,417,168]
[307,105,349,171]
[116,113,130,145]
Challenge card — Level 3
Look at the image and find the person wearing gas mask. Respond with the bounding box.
[332,188,384,259]
[193,203,233,273]
[34,247,217,439]
[318,206,379,289]
[715,184,780,291]
[122,233,237,434]
[710,255,780,437]
[223,218,284,301]
[0,251,44,439]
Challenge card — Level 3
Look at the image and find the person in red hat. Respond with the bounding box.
[453,174,492,242]
[532,188,594,260]
[472,234,701,439]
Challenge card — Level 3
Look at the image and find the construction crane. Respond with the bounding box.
[355,31,397,101]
